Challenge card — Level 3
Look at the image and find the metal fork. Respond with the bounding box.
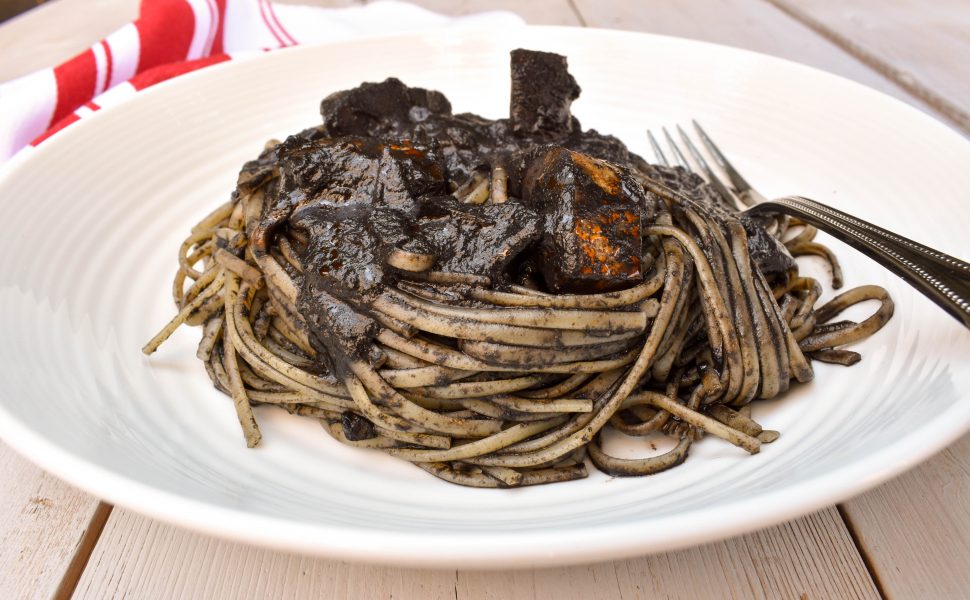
[647,122,970,330]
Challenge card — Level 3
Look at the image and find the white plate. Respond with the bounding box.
[1,27,969,568]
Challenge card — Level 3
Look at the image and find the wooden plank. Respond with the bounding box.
[0,0,139,82]
[0,442,108,600]
[569,0,945,121]
[77,506,875,599]
[768,0,970,134]
[459,562,621,600]
[841,431,970,599]
[458,508,878,600]
[374,0,581,25]
[73,509,458,600]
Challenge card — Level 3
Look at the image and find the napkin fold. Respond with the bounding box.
[0,0,524,164]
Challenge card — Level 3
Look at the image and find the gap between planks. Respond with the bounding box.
[0,442,108,600]
[836,505,887,600]
[51,502,113,600]
[765,0,970,135]
[565,0,588,27]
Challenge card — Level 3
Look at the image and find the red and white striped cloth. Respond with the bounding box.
[0,0,522,164]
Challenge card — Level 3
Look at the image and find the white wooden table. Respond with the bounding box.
[2,1,969,598]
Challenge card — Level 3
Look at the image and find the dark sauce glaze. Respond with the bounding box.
[236,49,795,361]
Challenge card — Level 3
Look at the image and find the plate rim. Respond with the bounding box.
[1,25,969,567]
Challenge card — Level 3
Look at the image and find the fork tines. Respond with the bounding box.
[647,121,760,209]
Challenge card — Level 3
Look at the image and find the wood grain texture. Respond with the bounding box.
[841,432,970,599]
[73,509,458,600]
[459,508,878,600]
[372,0,581,25]
[76,507,876,599]
[768,0,970,134]
[0,442,105,600]
[569,0,944,120]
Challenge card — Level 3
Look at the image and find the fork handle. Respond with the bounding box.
[747,195,970,330]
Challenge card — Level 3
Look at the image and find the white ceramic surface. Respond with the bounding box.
[1,27,969,568]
